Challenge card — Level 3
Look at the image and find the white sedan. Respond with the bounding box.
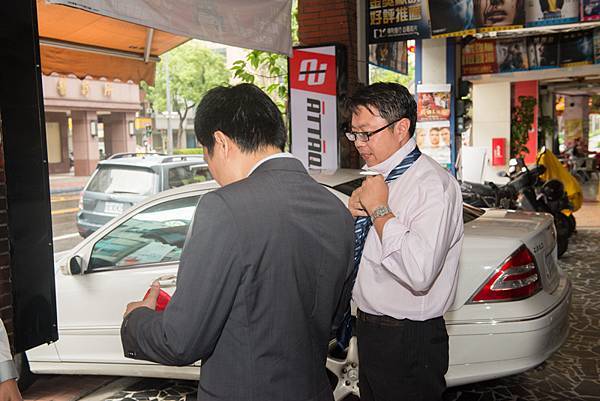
[27,171,571,400]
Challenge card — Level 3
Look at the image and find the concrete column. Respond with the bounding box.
[103,112,136,157]
[71,110,99,176]
[472,81,512,184]
[539,90,555,151]
[563,95,590,149]
[44,112,69,174]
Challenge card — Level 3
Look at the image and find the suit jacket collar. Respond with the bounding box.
[251,156,308,175]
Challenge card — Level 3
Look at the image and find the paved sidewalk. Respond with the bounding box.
[23,375,118,401]
[575,180,600,229]
[49,172,90,195]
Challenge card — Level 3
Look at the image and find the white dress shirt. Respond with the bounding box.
[0,319,17,382]
[353,138,464,321]
[247,152,298,176]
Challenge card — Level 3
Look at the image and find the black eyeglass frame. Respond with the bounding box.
[344,118,402,142]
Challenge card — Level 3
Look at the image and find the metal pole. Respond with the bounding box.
[165,54,173,155]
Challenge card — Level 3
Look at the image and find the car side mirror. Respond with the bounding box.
[69,255,83,275]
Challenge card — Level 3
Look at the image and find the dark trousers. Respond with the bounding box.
[356,309,449,401]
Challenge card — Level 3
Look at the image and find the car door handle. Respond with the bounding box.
[155,274,177,288]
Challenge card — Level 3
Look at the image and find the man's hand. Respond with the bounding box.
[348,187,368,217]
[0,379,22,401]
[358,175,389,215]
[124,281,160,318]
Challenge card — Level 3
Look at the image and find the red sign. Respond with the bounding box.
[492,138,506,166]
[289,49,336,96]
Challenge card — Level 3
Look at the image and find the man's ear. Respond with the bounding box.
[395,118,411,141]
[213,130,229,156]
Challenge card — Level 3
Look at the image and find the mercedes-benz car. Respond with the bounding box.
[27,170,571,400]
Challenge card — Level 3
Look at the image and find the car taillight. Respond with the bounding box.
[470,246,541,303]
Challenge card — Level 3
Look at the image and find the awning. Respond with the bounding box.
[45,0,293,55]
[38,0,189,84]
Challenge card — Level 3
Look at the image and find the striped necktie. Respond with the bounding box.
[336,146,422,348]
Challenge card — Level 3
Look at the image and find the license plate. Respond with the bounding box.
[104,202,124,214]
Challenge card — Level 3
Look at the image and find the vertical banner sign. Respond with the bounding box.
[289,46,339,170]
[492,137,506,166]
[368,0,431,43]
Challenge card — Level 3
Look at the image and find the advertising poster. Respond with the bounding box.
[367,0,431,43]
[560,30,594,66]
[594,28,600,64]
[416,121,452,169]
[289,46,340,171]
[368,41,408,74]
[496,38,529,72]
[430,0,476,37]
[527,34,559,69]
[525,0,580,26]
[475,0,526,31]
[462,40,499,75]
[582,0,600,21]
[416,84,452,122]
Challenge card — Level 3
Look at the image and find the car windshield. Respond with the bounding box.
[87,166,156,196]
[331,178,485,224]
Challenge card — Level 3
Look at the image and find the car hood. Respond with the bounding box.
[450,209,556,310]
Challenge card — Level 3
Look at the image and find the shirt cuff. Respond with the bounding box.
[0,359,18,383]
[380,218,410,261]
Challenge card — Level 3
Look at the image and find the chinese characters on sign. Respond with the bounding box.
[462,40,499,75]
[368,0,431,42]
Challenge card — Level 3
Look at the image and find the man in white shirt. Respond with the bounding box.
[344,82,464,400]
[0,319,22,401]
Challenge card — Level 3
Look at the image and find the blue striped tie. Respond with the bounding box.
[336,146,422,349]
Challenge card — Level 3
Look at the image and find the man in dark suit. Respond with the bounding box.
[121,83,355,401]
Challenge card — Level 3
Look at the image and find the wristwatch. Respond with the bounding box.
[370,205,392,220]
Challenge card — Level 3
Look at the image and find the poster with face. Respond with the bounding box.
[417,84,452,122]
[368,41,408,74]
[527,34,559,69]
[582,0,600,21]
[416,121,452,169]
[430,0,477,37]
[525,0,580,26]
[496,38,529,72]
[560,30,594,66]
[475,0,526,30]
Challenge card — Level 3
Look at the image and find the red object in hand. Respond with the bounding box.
[144,288,172,311]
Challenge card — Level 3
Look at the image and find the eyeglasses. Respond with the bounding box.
[344,119,401,142]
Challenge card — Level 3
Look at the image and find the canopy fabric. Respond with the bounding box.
[46,0,293,56]
[38,0,189,84]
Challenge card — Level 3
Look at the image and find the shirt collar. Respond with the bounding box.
[248,152,296,177]
[363,137,416,177]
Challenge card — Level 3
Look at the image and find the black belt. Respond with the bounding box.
[357,309,443,327]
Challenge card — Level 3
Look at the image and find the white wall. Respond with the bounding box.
[421,38,447,83]
[472,81,511,184]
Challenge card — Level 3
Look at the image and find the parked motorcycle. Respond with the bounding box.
[461,158,570,257]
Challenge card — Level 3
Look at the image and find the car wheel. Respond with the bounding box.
[326,336,360,400]
[14,352,36,391]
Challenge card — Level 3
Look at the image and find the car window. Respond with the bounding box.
[87,166,156,196]
[168,165,212,189]
[88,195,201,271]
[332,179,485,224]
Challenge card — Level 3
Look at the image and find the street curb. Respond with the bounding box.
[50,186,84,195]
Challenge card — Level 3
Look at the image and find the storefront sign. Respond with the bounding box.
[289,46,340,171]
[526,0,580,27]
[367,0,431,43]
[492,137,506,166]
[462,40,498,75]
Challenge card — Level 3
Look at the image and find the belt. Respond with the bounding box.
[357,309,443,327]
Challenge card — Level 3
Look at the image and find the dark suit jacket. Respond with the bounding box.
[121,157,355,401]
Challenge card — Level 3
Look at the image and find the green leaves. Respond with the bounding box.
[511,95,537,158]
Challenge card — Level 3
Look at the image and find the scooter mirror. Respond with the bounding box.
[540,146,546,153]
[508,165,516,174]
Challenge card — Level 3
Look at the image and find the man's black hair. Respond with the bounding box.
[194,83,286,154]
[346,82,417,137]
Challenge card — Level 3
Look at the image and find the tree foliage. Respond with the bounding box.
[142,41,230,147]
[511,96,537,157]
